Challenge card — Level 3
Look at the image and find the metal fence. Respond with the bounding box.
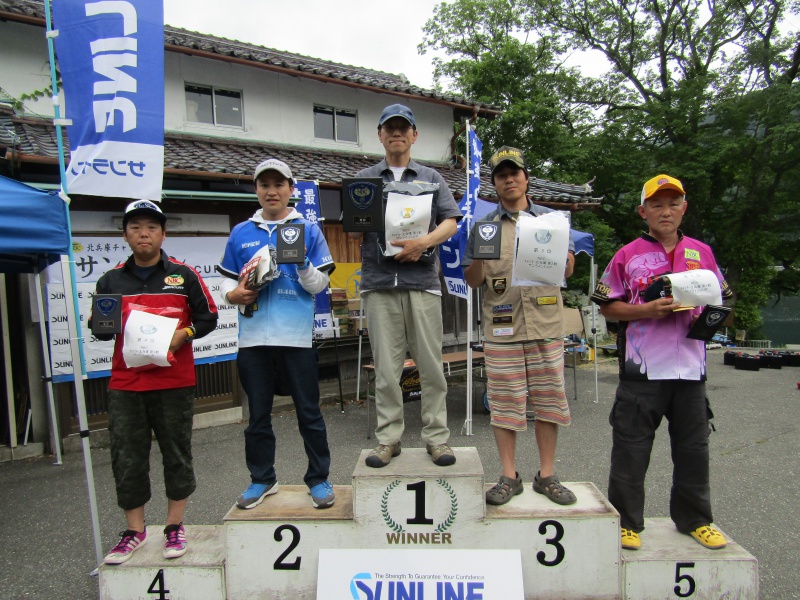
[733,339,773,349]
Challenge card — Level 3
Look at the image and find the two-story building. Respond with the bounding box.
[0,0,600,459]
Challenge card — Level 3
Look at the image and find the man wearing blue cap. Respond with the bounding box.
[351,104,462,468]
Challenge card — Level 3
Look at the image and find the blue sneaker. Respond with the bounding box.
[236,481,278,509]
[308,480,335,509]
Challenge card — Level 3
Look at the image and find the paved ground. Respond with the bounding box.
[1,349,798,599]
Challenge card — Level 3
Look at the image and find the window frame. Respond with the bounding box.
[184,83,244,129]
[313,104,358,143]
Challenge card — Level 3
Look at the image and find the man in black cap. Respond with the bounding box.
[93,200,218,564]
[463,146,576,506]
[351,103,462,468]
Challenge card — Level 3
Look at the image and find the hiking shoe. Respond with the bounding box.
[533,472,577,505]
[163,523,187,559]
[426,443,456,466]
[236,481,279,509]
[308,480,336,509]
[104,529,147,565]
[365,442,401,468]
[621,528,641,550]
[486,473,523,506]
[689,525,727,549]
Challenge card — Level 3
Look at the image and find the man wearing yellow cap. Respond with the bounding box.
[591,175,733,551]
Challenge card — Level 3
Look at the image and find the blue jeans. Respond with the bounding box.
[237,346,330,488]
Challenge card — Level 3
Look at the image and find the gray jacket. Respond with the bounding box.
[355,158,462,292]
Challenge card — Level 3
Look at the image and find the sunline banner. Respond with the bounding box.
[53,0,165,199]
[441,126,482,298]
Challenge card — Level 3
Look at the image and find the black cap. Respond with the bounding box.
[122,200,166,227]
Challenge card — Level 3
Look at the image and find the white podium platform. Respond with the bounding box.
[98,525,225,600]
[97,448,758,599]
[621,518,758,599]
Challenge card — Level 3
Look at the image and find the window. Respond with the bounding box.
[313,105,358,142]
[185,84,243,128]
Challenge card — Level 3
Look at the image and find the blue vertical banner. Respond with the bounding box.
[53,0,164,199]
[291,180,331,316]
[441,126,482,298]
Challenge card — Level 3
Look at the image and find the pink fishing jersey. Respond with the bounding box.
[591,232,733,381]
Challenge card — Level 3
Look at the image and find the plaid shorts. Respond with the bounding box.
[484,339,571,431]
[107,386,196,510]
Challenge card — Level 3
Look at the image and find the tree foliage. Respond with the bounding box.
[422,0,800,331]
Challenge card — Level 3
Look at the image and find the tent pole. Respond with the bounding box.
[1,275,18,453]
[34,271,63,465]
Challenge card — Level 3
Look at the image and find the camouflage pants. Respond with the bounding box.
[107,387,196,511]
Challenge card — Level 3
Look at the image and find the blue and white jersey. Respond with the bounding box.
[218,208,334,349]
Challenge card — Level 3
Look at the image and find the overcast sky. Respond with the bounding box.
[163,0,446,90]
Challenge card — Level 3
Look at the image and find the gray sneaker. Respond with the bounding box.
[426,443,456,466]
[486,473,524,506]
[365,442,401,468]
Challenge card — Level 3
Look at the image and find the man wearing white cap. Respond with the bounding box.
[351,104,462,468]
[591,174,733,551]
[94,200,219,564]
[218,158,336,511]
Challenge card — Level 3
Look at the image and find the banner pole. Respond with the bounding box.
[464,121,474,436]
[44,0,104,569]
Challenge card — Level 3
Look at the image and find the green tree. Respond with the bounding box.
[422,0,800,331]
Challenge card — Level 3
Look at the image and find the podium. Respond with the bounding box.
[99,448,758,599]
[98,525,225,600]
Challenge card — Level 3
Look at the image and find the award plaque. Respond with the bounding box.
[91,293,122,335]
[686,304,732,341]
[474,220,501,259]
[276,223,305,264]
[341,177,384,232]
[642,275,672,302]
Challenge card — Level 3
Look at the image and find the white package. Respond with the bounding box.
[383,192,434,256]
[122,309,179,369]
[512,211,570,286]
[666,270,722,308]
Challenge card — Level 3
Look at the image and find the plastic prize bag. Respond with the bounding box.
[512,210,571,286]
[237,245,279,316]
[122,306,182,370]
[380,181,439,263]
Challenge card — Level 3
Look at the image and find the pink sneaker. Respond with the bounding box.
[104,529,147,565]
[163,523,187,559]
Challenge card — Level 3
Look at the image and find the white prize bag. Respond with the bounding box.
[512,211,570,286]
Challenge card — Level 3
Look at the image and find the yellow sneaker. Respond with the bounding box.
[689,525,727,549]
[621,528,641,550]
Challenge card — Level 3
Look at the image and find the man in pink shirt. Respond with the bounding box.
[591,175,733,551]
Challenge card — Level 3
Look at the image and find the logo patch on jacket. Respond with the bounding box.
[684,248,701,261]
[492,278,507,295]
[164,275,185,286]
[685,260,701,270]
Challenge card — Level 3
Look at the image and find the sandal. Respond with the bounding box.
[486,473,523,506]
[533,472,577,505]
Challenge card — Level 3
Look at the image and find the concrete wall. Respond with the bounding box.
[165,53,456,163]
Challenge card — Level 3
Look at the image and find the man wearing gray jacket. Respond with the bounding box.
[351,103,462,468]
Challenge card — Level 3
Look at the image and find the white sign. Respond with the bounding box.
[512,211,570,286]
[317,549,524,600]
[46,236,227,284]
[666,270,722,308]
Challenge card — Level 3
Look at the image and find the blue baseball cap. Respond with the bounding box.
[378,104,416,129]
